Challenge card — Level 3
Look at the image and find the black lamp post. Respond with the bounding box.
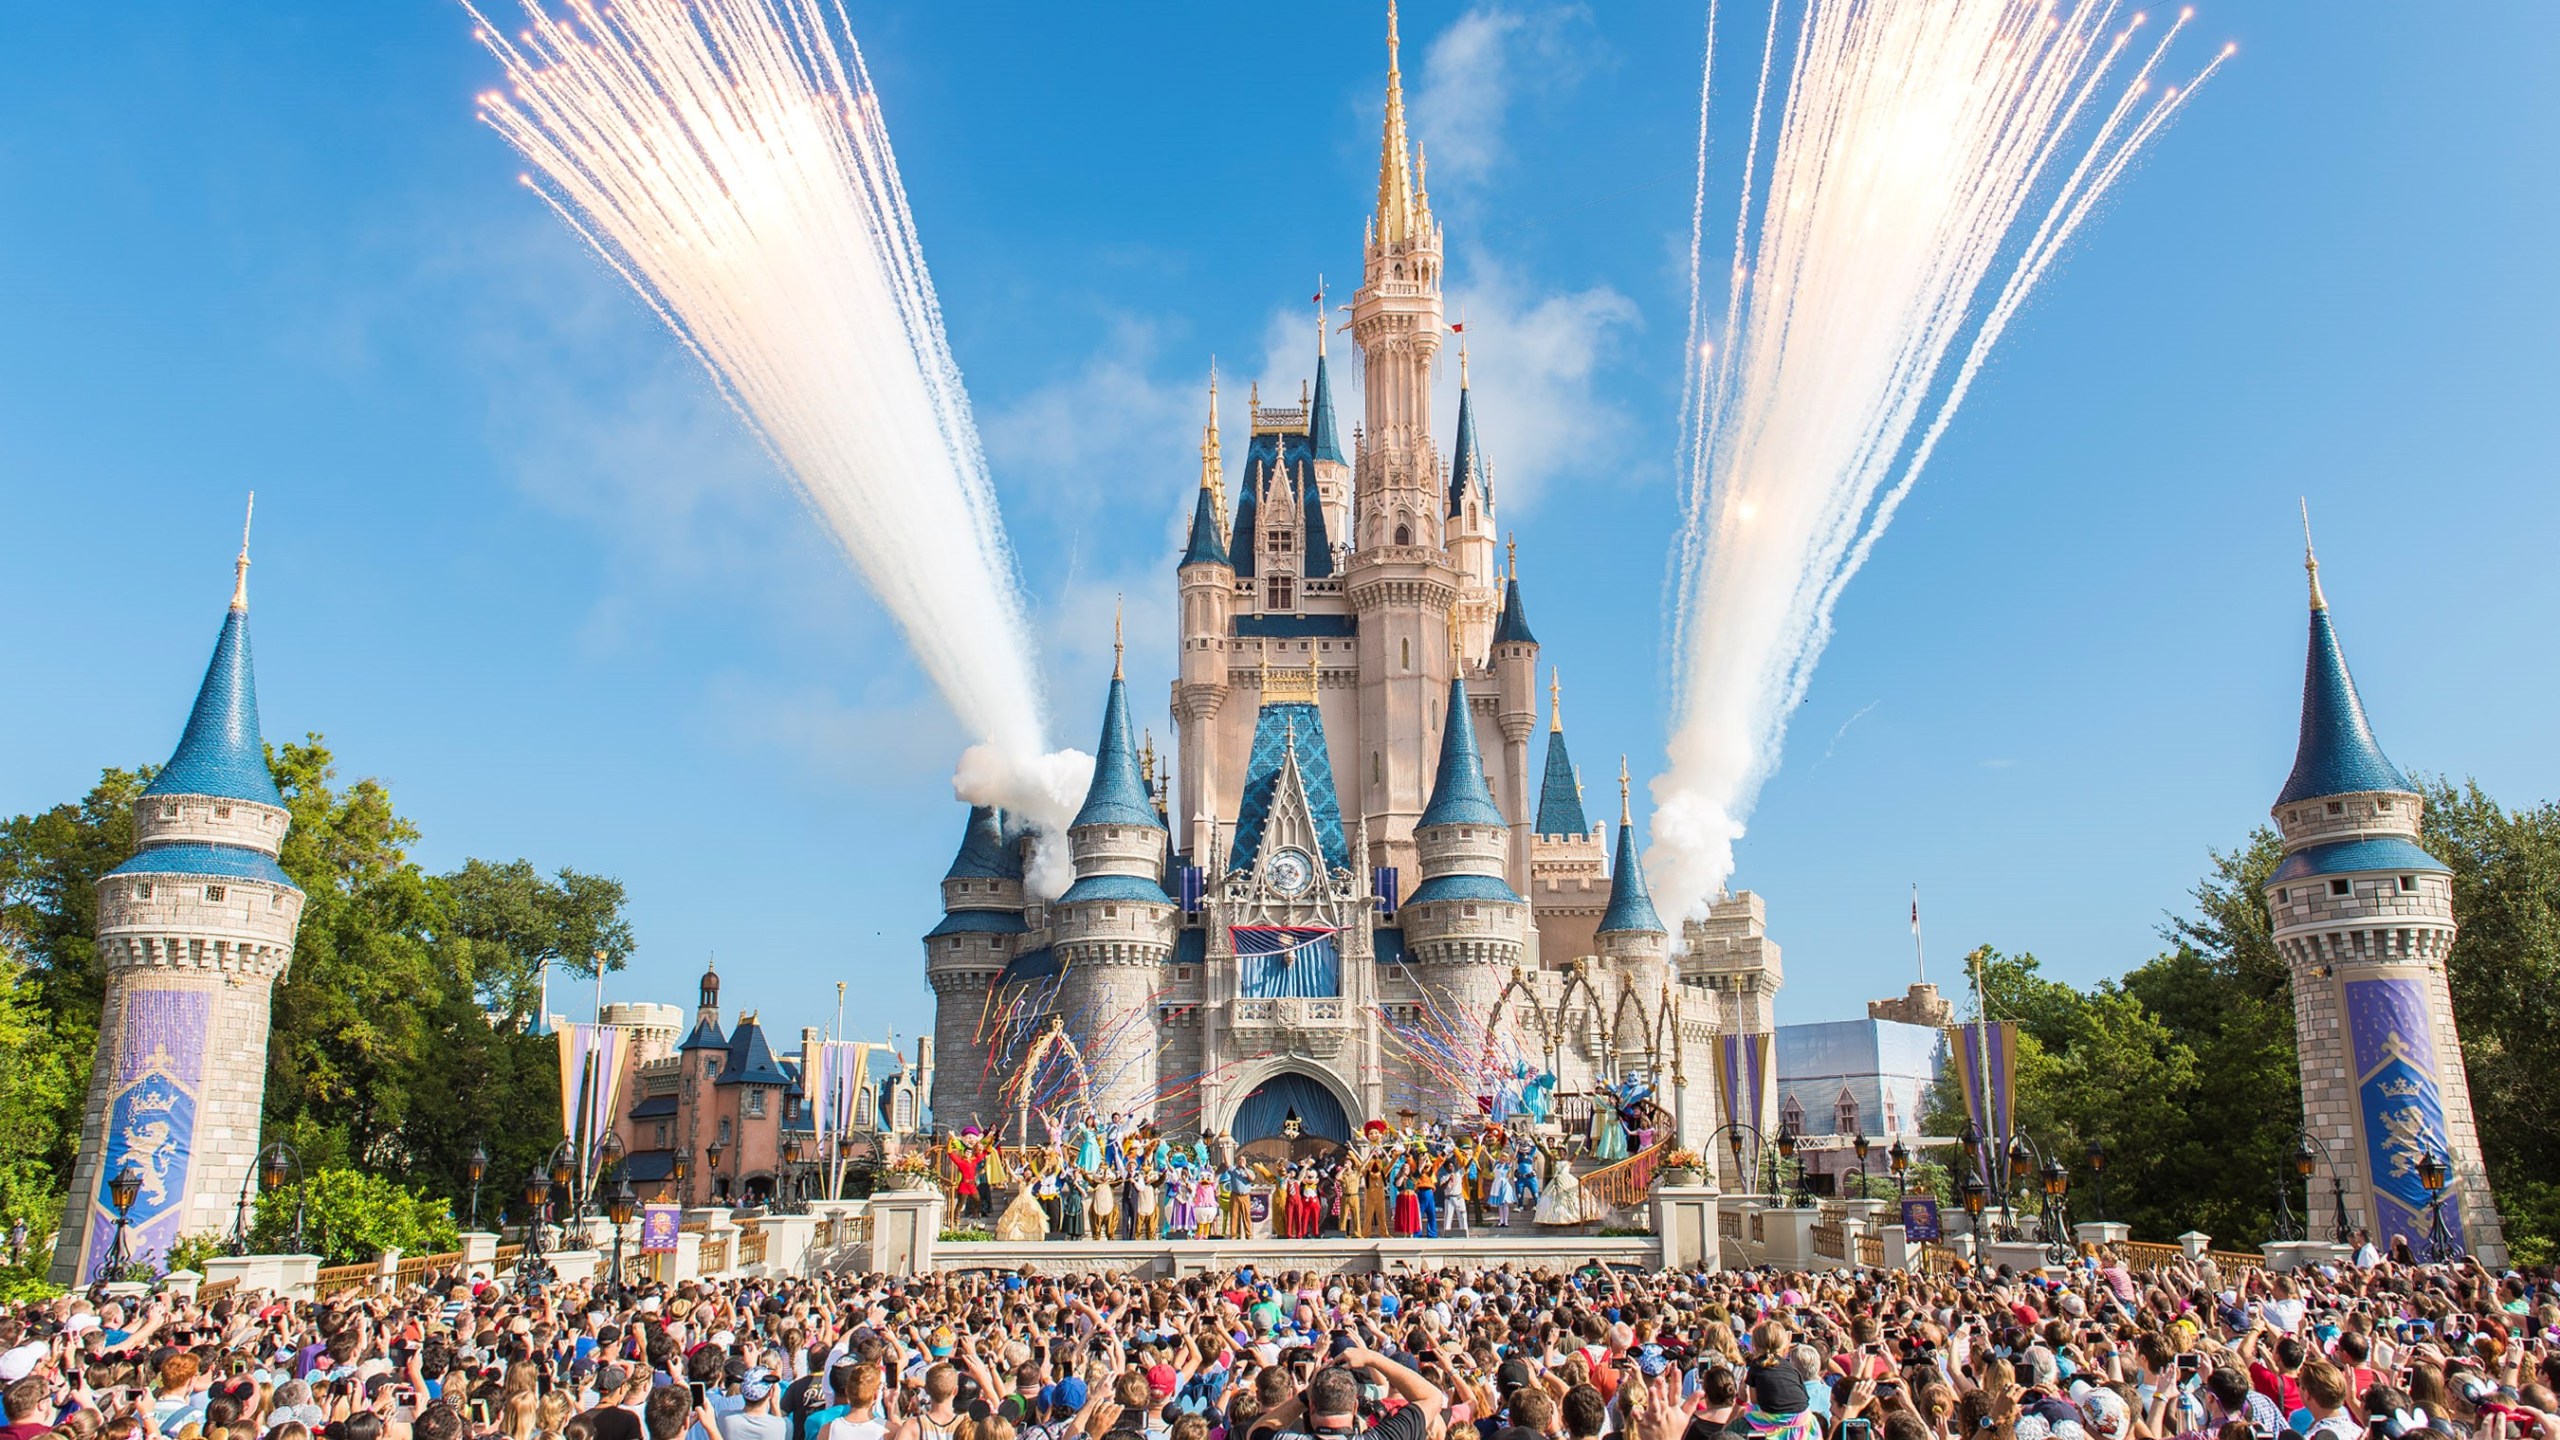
[1888,1139,1910,1201]
[1853,1134,1872,1200]
[96,1162,144,1283]
[782,1134,806,1215]
[249,1142,307,1256]
[1961,1173,1988,1261]
[2417,1152,2461,1263]
[2039,1155,2073,1264]
[2271,1131,2312,1244]
[517,1165,557,1290]
[2004,1134,2035,1241]
[1775,1119,1802,1207]
[1707,1122,1768,1198]
[2084,1138,2108,1225]
[466,1144,489,1232]
[1959,1118,1987,1219]
[707,1138,727,1202]
[605,1177,637,1298]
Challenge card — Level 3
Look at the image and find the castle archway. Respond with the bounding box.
[1224,1066,1356,1145]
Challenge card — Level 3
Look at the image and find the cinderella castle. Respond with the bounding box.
[923,8,1781,1161]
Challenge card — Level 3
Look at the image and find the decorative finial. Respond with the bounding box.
[1506,533,1517,582]
[1113,595,1125,679]
[1447,595,1463,669]
[1618,756,1632,827]
[1316,276,1327,358]
[231,491,256,611]
[1550,668,1562,733]
[2300,497,2327,611]
[1203,360,1226,523]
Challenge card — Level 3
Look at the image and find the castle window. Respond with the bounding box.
[1105,906,1119,918]
[1781,1095,1806,1134]
[1835,1092,1861,1136]
[1176,966,1194,981]
[1372,752,1382,787]
[2285,809,2298,823]
[1394,523,1412,546]
[747,1088,766,1118]
[270,893,284,908]
[1401,638,1411,670]
[204,885,226,902]
[1266,576,1295,610]
[2276,887,2289,903]
[1267,529,1294,554]
[2377,797,2393,810]
[2400,875,2418,891]
[137,882,153,899]
[214,804,232,819]
[2327,801,2345,816]
[655,1123,668,1147]
[2330,879,2351,897]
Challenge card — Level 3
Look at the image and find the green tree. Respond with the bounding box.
[253,1166,459,1265]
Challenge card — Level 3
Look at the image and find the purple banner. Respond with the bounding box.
[1950,1021,2017,1185]
[2345,976,2465,1255]
[640,1202,681,1253]
[85,987,209,1277]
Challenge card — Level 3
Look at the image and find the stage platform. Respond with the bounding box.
[927,1233,1662,1276]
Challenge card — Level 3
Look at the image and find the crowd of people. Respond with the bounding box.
[5,1239,2558,1440]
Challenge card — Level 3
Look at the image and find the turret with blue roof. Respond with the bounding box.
[1407,667,1522,907]
[1597,761,1665,937]
[1058,614,1173,906]
[928,804,1029,941]
[1447,373,1487,517]
[1534,671,1590,838]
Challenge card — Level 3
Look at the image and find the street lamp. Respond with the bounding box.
[2084,1138,2108,1225]
[518,1165,557,1290]
[466,1145,489,1232]
[2417,1152,2461,1263]
[783,1134,806,1215]
[707,1138,727,1201]
[2039,1155,2073,1264]
[2293,1129,2352,1245]
[96,1162,144,1283]
[1961,1173,1989,1261]
[1707,1122,1768,1199]
[605,1177,637,1298]
[1888,1139,1911,1201]
[251,1142,307,1256]
[1774,1118,1802,1206]
[1854,1134,1872,1201]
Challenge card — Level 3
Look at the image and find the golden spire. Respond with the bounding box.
[2300,497,2327,612]
[1377,0,1415,247]
[1112,595,1125,679]
[1550,668,1563,733]
[1618,755,1633,827]
[1141,730,1158,790]
[1316,276,1328,359]
[1458,335,1469,387]
[1203,360,1225,524]
[1446,594,1464,670]
[230,491,255,611]
[1506,533,1517,582]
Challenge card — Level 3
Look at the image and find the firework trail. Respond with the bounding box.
[468,0,1093,876]
[1652,0,2229,919]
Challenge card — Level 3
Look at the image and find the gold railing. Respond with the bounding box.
[1857,1233,1885,1267]
[1719,1209,1743,1240]
[494,1245,523,1266]
[315,1262,375,1298]
[1750,1212,1766,1243]
[199,1277,241,1303]
[393,1250,465,1289]
[1579,1140,1671,1212]
[1811,1221,1846,1261]
[839,1213,872,1246]
[700,1237,730,1273]
[2208,1249,2267,1271]
[2120,1241,2184,1272]
[738,1228,767,1267]
[1921,1244,1971,1275]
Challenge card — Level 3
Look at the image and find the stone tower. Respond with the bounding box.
[924,805,1027,1132]
[1175,376,1236,869]
[1346,0,1458,885]
[53,522,307,1284]
[2263,536,2504,1262]
[1049,637,1177,1122]
[1401,670,1527,1030]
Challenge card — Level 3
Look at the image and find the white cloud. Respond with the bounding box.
[980,315,1205,544]
[1414,5,1597,196]
[1435,260,1638,512]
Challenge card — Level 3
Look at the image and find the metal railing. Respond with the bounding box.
[2120,1241,2185,1272]
[315,1262,375,1298]
[1719,1209,1744,1240]
[1811,1221,1847,1261]
[1580,1140,1670,1212]
[198,1277,241,1303]
[1857,1233,1885,1267]
[393,1250,464,1289]
[738,1228,767,1268]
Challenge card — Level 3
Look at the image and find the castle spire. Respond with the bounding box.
[1533,670,1588,837]
[1549,667,1562,733]
[2301,496,2327,612]
[1376,0,1416,248]
[231,491,254,612]
[1112,595,1124,680]
[2276,533,2410,806]
[1597,756,1665,935]
[146,510,285,807]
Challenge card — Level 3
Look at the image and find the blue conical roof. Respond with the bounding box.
[1297,455,1335,578]
[1309,354,1345,464]
[1420,676,1506,829]
[943,805,1022,881]
[144,606,283,806]
[2277,600,2412,805]
[1535,727,1588,837]
[1447,383,1485,516]
[1598,819,1665,935]
[1072,672,1163,829]
[1493,576,1536,646]
[1180,483,1230,568]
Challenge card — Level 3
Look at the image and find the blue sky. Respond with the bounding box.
[5,3,2555,1046]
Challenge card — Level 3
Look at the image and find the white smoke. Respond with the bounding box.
[1651,0,2228,920]
[952,743,1095,900]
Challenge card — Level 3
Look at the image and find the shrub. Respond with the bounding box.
[254,1167,459,1265]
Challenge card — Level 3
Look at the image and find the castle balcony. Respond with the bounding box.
[1226,995,1352,1059]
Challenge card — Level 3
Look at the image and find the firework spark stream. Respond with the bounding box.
[1652,0,2229,921]
[468,0,1092,880]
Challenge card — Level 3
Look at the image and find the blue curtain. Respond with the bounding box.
[1234,927,1341,998]
[1234,1073,1352,1143]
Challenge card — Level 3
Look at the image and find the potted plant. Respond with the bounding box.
[1662,1148,1704,1186]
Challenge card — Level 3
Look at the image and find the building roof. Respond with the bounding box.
[1235,614,1357,639]
[943,805,1022,881]
[1492,576,1536,646]
[2278,597,2412,805]
[107,842,295,887]
[717,1016,793,1086]
[1373,926,1409,966]
[1447,382,1486,516]
[1297,455,1335,578]
[1071,671,1163,830]
[1597,820,1665,935]
[1180,481,1230,569]
[924,909,1030,939]
[1228,700,1351,874]
[679,1015,727,1052]
[1228,433,1334,580]
[1229,446,1262,579]
[2270,835,2449,884]
[1419,677,1506,829]
[620,1150,677,1183]
[997,945,1061,986]
[1407,872,1523,905]
[145,606,285,806]
[1176,927,1207,967]
[1055,871,1172,906]
[1309,354,1345,464]
[628,1094,678,1119]
[1534,725,1589,838]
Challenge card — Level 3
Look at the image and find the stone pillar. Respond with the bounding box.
[459,1233,499,1272]
[2177,1230,2212,1260]
[1654,1184,1722,1271]
[2074,1221,2130,1249]
[1876,1224,1915,1271]
[1759,1208,1818,1271]
[867,1189,946,1276]
[755,1214,817,1276]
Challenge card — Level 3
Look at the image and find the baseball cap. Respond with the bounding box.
[0,1343,46,1384]
[742,1369,778,1403]
[1043,1378,1089,1414]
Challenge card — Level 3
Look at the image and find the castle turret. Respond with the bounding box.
[2263,526,2504,1262]
[55,511,309,1285]
[1447,367,1501,655]
[1309,329,1352,549]
[926,805,1027,1133]
[1050,633,1176,1122]
[1490,548,1539,898]
[1401,670,1526,1104]
[1596,761,1670,1000]
[1177,375,1235,866]
[1351,0,1443,551]
[1526,670,1608,964]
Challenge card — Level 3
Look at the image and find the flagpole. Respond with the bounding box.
[1911,884,1927,984]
